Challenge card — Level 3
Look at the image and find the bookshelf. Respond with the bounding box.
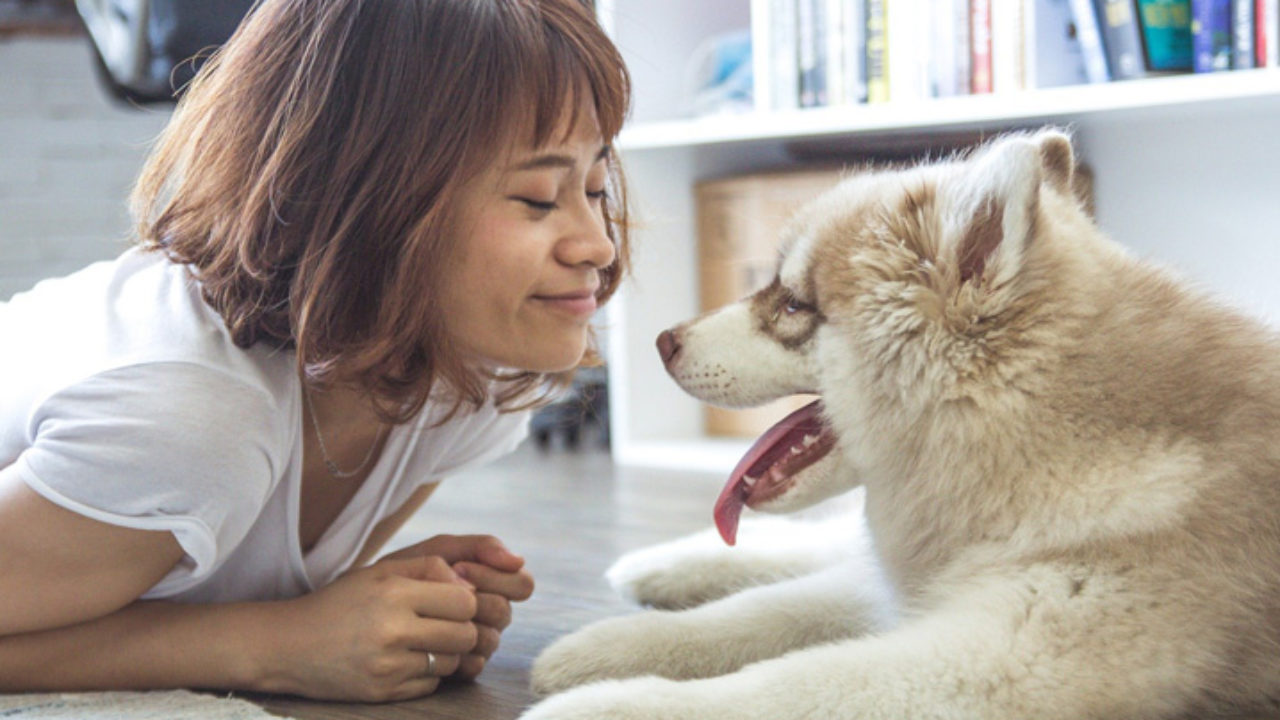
[598,0,1280,472]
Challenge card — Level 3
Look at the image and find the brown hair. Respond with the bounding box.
[131,0,631,423]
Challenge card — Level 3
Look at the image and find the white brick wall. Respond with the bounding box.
[0,36,171,300]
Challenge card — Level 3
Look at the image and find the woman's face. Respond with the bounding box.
[442,106,615,373]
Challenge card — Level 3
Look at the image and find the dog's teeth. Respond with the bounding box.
[802,434,818,447]
[742,475,757,487]
[791,446,804,455]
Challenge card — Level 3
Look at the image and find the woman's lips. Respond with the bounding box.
[532,291,598,317]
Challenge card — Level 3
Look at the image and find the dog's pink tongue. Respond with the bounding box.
[714,400,825,545]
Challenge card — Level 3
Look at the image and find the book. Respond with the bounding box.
[972,0,995,92]
[843,0,868,102]
[1094,0,1149,78]
[1255,0,1278,65]
[866,0,890,102]
[1137,0,1193,70]
[771,0,801,109]
[1069,0,1114,81]
[930,0,973,96]
[823,0,846,105]
[1233,0,1255,67]
[888,0,931,101]
[1192,0,1233,71]
[798,0,824,106]
[1032,0,1093,87]
[751,0,774,111]
[991,0,1027,92]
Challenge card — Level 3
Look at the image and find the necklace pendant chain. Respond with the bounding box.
[304,386,385,479]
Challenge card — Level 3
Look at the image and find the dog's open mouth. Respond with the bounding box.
[713,399,836,545]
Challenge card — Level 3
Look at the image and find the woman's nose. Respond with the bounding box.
[560,207,616,268]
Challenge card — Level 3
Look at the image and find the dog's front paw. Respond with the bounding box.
[606,528,761,609]
[530,615,654,695]
[521,677,704,720]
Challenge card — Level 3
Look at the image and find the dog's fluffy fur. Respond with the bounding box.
[521,131,1280,720]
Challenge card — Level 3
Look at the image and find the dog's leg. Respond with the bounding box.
[531,555,891,696]
[608,494,867,609]
[523,564,1212,720]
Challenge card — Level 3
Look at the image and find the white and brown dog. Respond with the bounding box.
[521,130,1280,720]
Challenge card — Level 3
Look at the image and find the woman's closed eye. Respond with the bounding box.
[512,189,608,214]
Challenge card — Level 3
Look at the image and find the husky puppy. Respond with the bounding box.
[521,130,1280,720]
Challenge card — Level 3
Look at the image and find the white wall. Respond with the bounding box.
[0,36,171,301]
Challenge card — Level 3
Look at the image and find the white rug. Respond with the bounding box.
[0,690,293,719]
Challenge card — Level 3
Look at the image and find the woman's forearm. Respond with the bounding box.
[0,599,284,693]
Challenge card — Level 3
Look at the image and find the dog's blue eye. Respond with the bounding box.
[784,298,814,315]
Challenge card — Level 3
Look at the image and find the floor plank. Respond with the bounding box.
[253,444,725,720]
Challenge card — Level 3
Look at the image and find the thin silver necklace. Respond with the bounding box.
[303,387,386,479]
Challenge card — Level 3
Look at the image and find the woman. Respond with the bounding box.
[0,0,629,702]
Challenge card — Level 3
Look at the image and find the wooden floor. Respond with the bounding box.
[253,443,724,720]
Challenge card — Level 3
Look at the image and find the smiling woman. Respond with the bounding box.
[0,0,631,705]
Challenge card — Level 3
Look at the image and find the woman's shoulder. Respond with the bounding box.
[0,248,298,415]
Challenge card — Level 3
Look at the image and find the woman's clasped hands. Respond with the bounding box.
[262,535,534,702]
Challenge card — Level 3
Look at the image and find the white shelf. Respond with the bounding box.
[619,70,1280,150]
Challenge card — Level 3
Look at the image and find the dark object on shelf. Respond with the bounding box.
[0,0,80,37]
[77,0,255,104]
[530,367,610,452]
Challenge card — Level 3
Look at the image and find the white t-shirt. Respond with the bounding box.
[0,248,528,603]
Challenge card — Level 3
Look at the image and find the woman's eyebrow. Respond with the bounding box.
[509,145,610,172]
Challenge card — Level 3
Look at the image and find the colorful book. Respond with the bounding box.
[866,0,889,102]
[1192,0,1233,71]
[1069,0,1114,81]
[971,0,995,92]
[1233,0,1255,67]
[1094,0,1149,78]
[1138,0,1193,70]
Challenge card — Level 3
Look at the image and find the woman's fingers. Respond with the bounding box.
[452,561,534,601]
[473,592,513,630]
[408,617,479,655]
[403,534,526,573]
[419,650,463,678]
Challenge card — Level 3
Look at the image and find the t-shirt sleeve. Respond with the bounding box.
[9,363,282,593]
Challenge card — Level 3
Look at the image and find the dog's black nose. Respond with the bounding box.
[656,330,681,366]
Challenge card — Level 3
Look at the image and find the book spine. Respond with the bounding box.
[1192,0,1233,70]
[1265,0,1278,65]
[1034,0,1092,87]
[825,0,847,104]
[866,0,890,102]
[1254,0,1270,63]
[843,0,868,102]
[930,0,960,96]
[1070,0,1114,81]
[972,0,995,92]
[1137,0,1193,70]
[798,0,820,106]
[887,0,928,101]
[751,0,773,111]
[1232,0,1255,67]
[991,0,1025,92]
[772,0,800,109]
[1094,0,1149,78]
[954,0,973,93]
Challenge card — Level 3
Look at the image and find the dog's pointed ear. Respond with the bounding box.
[952,131,1071,285]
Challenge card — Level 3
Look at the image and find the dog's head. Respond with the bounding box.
[659,130,1098,544]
